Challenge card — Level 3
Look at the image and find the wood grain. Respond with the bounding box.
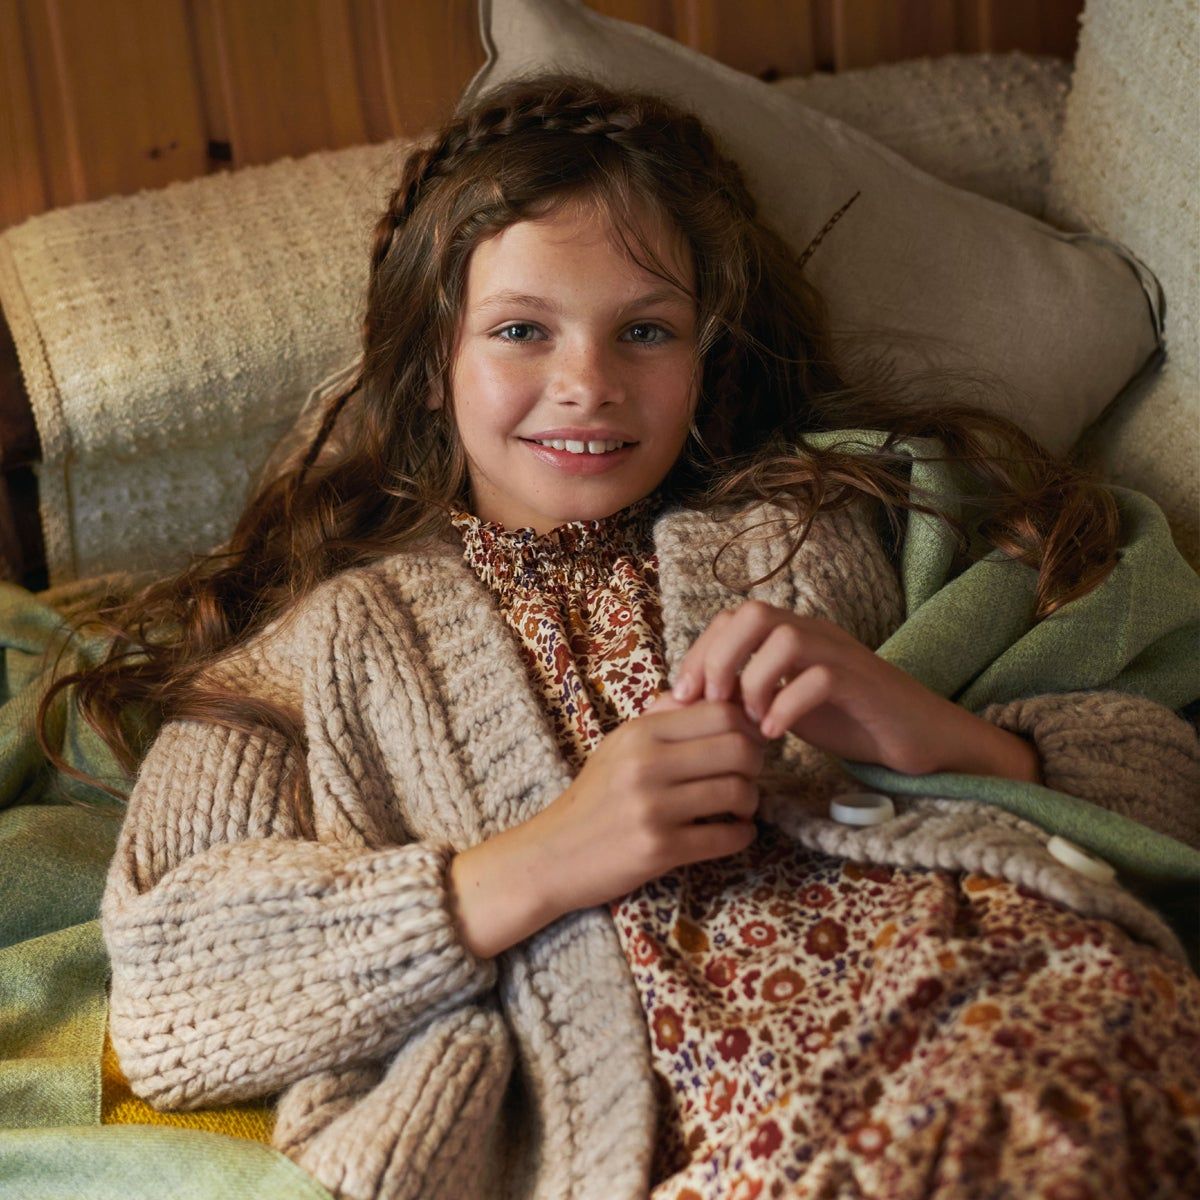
[193,0,367,166]
[0,0,47,227]
[18,0,208,209]
[0,0,1084,227]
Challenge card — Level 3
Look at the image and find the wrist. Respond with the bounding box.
[447,822,563,960]
[933,712,1044,784]
[982,728,1043,783]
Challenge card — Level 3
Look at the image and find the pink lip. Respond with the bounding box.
[519,438,636,476]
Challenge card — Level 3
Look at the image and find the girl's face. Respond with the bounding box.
[439,201,700,533]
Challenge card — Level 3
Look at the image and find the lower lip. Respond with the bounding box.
[520,439,636,475]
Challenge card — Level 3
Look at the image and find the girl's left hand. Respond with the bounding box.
[659,600,1041,781]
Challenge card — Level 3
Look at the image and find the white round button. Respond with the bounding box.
[830,792,895,827]
[1047,836,1116,884]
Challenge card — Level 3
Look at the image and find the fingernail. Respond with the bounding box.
[673,676,693,700]
[746,705,760,722]
[761,718,781,738]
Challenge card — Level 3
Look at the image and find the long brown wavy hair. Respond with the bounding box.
[37,70,1120,836]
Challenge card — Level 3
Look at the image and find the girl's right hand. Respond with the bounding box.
[528,694,770,919]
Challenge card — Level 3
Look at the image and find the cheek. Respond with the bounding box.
[452,350,533,430]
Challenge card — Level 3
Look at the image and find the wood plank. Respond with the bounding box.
[588,0,674,36]
[830,0,958,69]
[183,0,231,164]
[346,0,395,143]
[0,0,48,227]
[200,0,366,166]
[981,0,1084,59]
[674,0,816,79]
[355,0,483,139]
[18,0,208,206]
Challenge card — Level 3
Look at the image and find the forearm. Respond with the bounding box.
[448,820,564,960]
[934,715,1044,784]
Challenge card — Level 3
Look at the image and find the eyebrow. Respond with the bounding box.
[473,287,693,315]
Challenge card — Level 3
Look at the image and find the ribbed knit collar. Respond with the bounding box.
[447,487,670,593]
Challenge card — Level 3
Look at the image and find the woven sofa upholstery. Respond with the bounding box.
[1044,0,1198,571]
[0,15,1194,582]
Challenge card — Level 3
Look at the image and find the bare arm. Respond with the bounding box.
[447,819,565,960]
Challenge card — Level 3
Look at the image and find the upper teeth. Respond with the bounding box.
[532,438,628,454]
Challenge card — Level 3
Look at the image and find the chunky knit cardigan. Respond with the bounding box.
[100,498,1200,1200]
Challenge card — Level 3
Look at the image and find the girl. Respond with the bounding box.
[41,72,1200,1199]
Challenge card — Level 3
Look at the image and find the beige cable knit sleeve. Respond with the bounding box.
[978,690,1200,850]
[100,586,500,1112]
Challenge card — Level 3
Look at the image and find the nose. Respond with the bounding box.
[548,337,625,409]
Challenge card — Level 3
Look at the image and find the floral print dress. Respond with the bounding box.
[449,493,1200,1200]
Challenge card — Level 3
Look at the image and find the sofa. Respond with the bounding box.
[0,0,1195,1194]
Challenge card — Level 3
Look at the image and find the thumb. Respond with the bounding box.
[642,688,686,715]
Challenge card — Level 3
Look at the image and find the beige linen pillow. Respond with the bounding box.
[460,0,1165,459]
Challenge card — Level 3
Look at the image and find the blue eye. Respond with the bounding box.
[490,322,673,346]
[493,323,543,343]
[624,323,672,346]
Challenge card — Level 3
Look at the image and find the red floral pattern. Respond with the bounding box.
[450,496,1200,1199]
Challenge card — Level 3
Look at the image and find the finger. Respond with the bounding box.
[643,698,767,746]
[671,818,757,868]
[668,774,760,825]
[684,600,782,705]
[654,728,767,784]
[642,688,702,718]
[739,621,843,722]
[760,664,838,738]
[670,608,734,701]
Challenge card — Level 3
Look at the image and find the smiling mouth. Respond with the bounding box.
[519,437,637,455]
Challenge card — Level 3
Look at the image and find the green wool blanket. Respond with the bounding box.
[1,431,1197,1197]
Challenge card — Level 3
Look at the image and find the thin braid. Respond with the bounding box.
[797,189,862,270]
[298,369,364,480]
[367,90,652,280]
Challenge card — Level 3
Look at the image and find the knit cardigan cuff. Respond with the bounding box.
[978,689,1200,850]
[104,837,500,1111]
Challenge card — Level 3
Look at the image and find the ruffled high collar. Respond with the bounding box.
[449,489,669,592]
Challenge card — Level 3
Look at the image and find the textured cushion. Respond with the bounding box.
[464,0,1163,460]
[0,47,1082,584]
[772,52,1072,222]
[0,144,399,582]
[1046,0,1199,569]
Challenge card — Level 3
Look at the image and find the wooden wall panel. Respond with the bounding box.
[830,0,958,68]
[18,0,207,208]
[825,0,1084,68]
[970,0,1083,60]
[589,0,673,35]
[192,0,367,166]
[0,0,46,227]
[0,0,1086,231]
[348,0,484,141]
[674,0,817,80]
